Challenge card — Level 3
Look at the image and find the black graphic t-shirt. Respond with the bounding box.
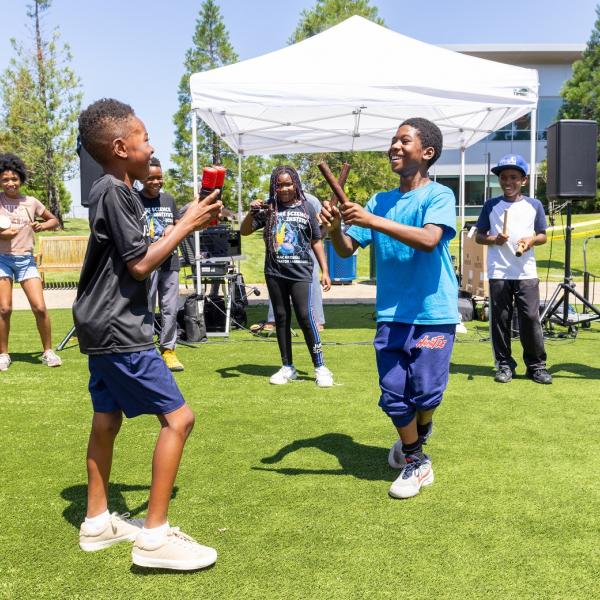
[73,174,154,355]
[137,191,180,271]
[252,201,321,282]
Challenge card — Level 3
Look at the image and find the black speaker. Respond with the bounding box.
[546,120,597,200]
[79,144,103,207]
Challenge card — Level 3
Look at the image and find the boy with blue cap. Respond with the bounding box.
[476,154,552,385]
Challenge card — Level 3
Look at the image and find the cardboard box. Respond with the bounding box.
[461,230,489,298]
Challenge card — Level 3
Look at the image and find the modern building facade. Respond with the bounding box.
[433,44,585,216]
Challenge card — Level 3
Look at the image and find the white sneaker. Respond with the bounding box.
[0,353,11,371]
[456,322,468,334]
[42,349,62,367]
[388,439,406,469]
[269,365,297,385]
[132,527,217,570]
[315,365,334,388]
[79,512,144,551]
[389,455,434,499]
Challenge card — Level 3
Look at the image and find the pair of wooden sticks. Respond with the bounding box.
[318,161,351,206]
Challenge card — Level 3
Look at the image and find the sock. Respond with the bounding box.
[401,439,423,460]
[140,522,170,544]
[417,421,433,440]
[84,509,110,532]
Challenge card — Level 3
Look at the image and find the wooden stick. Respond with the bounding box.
[318,161,350,206]
[502,209,508,236]
[327,163,351,206]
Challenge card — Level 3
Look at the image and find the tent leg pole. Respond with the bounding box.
[191,111,203,309]
[237,153,243,227]
[529,107,537,197]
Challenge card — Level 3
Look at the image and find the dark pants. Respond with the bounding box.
[266,275,324,368]
[489,278,547,371]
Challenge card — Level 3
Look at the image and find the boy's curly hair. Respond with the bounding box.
[78,98,135,165]
[399,117,443,167]
[149,157,161,168]
[0,153,28,183]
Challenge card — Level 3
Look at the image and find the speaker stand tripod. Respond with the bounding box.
[540,200,600,331]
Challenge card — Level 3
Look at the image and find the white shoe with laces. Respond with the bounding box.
[269,365,297,385]
[0,353,11,371]
[42,349,62,367]
[389,455,434,499]
[79,512,144,551]
[315,365,334,388]
[132,527,217,570]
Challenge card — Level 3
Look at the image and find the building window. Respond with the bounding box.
[486,97,562,141]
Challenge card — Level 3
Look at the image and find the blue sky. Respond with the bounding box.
[0,0,598,207]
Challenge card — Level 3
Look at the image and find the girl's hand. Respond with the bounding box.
[321,272,331,292]
[0,227,19,239]
[31,221,45,232]
[250,199,266,214]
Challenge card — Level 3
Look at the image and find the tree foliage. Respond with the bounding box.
[0,0,82,223]
[283,0,392,205]
[167,0,268,212]
[558,5,600,210]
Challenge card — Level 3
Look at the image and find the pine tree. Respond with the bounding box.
[167,0,268,211]
[285,0,396,205]
[0,1,82,224]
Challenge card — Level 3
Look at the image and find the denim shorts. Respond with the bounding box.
[374,322,455,427]
[88,349,185,418]
[0,254,40,282]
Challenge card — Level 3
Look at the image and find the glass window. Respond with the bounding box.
[486,97,563,141]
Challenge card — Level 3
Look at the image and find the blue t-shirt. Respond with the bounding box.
[346,181,459,325]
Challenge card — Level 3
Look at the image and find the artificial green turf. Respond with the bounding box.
[0,306,600,599]
[2,307,600,599]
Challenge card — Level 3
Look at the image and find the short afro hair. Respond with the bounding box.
[399,118,443,167]
[78,98,136,165]
[0,153,28,183]
[149,157,162,168]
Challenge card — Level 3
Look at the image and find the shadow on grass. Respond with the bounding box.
[8,351,43,365]
[130,563,216,576]
[216,363,309,380]
[550,362,600,379]
[254,433,390,481]
[60,483,178,529]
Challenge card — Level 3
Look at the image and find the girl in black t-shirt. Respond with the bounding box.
[240,166,334,387]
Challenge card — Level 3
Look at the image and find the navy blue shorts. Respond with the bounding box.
[374,322,455,427]
[88,349,185,418]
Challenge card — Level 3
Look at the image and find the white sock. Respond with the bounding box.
[84,509,110,532]
[140,522,170,544]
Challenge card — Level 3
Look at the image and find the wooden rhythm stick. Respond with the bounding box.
[502,209,508,236]
[515,240,528,257]
[318,161,351,206]
[327,162,351,206]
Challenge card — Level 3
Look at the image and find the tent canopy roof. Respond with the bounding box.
[190,16,538,155]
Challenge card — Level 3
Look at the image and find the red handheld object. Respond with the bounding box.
[213,166,226,189]
[200,167,218,198]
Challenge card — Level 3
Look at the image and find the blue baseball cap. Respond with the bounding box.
[491,154,529,177]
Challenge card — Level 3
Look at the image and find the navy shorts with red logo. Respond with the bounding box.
[374,322,456,427]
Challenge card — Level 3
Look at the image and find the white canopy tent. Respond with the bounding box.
[188,16,539,304]
[190,15,539,226]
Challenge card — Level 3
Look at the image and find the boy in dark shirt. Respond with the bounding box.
[74,98,222,570]
[137,157,184,371]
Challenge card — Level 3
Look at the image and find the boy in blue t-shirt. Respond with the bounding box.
[321,118,458,499]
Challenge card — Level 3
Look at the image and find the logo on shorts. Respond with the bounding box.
[416,335,448,349]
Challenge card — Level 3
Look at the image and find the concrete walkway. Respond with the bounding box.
[11,279,600,310]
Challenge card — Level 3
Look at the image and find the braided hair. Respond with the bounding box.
[264,165,309,255]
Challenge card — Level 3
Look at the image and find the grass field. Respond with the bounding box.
[2,307,600,599]
[37,213,600,287]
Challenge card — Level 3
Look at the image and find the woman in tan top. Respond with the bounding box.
[0,153,62,370]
